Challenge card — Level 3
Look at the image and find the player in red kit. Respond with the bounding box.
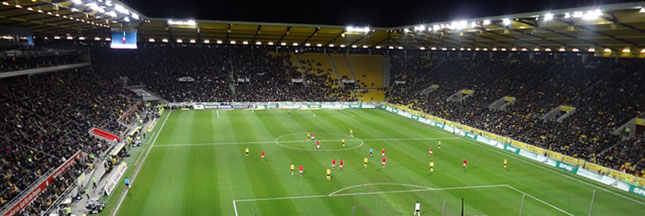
[261,151,265,160]
[428,147,433,157]
[381,148,386,157]
[339,159,344,170]
[463,158,467,169]
[299,165,304,176]
[332,159,336,170]
[316,141,321,149]
[382,157,387,167]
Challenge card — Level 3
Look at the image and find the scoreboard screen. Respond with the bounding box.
[110,29,137,49]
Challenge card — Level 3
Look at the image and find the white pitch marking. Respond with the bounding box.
[505,185,574,216]
[217,110,220,118]
[112,110,172,216]
[233,200,238,216]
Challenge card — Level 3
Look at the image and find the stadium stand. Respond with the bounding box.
[387,52,645,176]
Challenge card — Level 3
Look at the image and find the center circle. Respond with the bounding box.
[274,132,363,151]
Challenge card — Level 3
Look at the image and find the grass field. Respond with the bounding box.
[105,109,645,215]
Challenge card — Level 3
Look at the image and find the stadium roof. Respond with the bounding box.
[3,1,645,54]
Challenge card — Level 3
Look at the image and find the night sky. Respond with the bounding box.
[121,0,641,27]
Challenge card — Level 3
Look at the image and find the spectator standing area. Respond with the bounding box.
[105,109,644,215]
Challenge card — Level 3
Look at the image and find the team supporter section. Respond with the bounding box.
[387,52,645,177]
[0,69,139,212]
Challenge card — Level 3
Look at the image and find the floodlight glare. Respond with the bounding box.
[502,18,511,26]
[483,20,491,25]
[346,26,370,33]
[582,9,602,20]
[588,47,595,52]
[622,48,631,53]
[544,13,554,21]
[432,25,441,31]
[414,25,425,32]
[340,44,346,48]
[72,0,82,4]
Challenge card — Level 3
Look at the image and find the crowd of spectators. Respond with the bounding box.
[91,44,354,102]
[387,52,645,177]
[0,68,138,213]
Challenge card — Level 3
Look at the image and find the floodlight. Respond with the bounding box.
[316,43,322,47]
[148,38,155,42]
[603,48,611,53]
[622,48,631,53]
[544,13,554,21]
[176,39,183,43]
[190,39,196,43]
[483,20,491,25]
[587,48,595,52]
[204,40,210,44]
[502,18,511,26]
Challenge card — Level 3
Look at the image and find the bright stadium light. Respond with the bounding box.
[414,25,426,32]
[432,25,441,31]
[78,36,85,40]
[483,20,491,25]
[640,7,645,13]
[148,38,155,42]
[482,48,488,51]
[640,48,645,54]
[534,47,540,51]
[521,48,528,51]
[94,37,101,41]
[340,44,346,48]
[403,28,410,33]
[582,9,602,20]
[242,41,249,45]
[204,39,210,44]
[419,47,426,50]
[451,20,468,30]
[398,46,404,50]
[362,45,368,49]
[431,47,437,50]
[257,41,263,45]
[559,47,566,52]
[105,38,111,41]
[622,47,631,53]
[316,43,322,47]
[280,42,287,46]
[72,0,82,4]
[190,39,196,43]
[292,42,298,46]
[230,40,236,44]
[545,48,552,52]
[441,47,447,51]
[176,39,183,43]
[492,47,497,51]
[588,47,595,52]
[511,47,517,51]
[351,45,358,48]
[564,13,571,18]
[544,13,554,21]
[267,41,274,45]
[346,26,370,33]
[572,48,579,52]
[2,2,9,6]
[502,18,511,26]
[305,43,310,46]
[389,46,394,50]
[603,48,611,53]
[329,44,335,47]
[375,46,381,49]
[501,48,507,51]
[572,11,584,18]
[216,40,223,44]
[168,19,196,26]
[475,47,480,51]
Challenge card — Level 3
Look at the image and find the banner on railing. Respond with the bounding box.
[104,162,127,196]
[2,151,83,216]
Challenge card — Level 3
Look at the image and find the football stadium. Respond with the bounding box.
[1,0,645,215]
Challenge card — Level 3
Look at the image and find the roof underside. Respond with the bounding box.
[2,1,645,52]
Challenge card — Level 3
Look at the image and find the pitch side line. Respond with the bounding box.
[154,137,458,148]
[112,110,172,216]
[417,117,645,206]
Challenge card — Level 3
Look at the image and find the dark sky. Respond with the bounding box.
[122,0,641,27]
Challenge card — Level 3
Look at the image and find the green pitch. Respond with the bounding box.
[104,109,645,215]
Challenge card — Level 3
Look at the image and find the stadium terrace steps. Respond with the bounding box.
[346,55,384,88]
[89,128,121,142]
